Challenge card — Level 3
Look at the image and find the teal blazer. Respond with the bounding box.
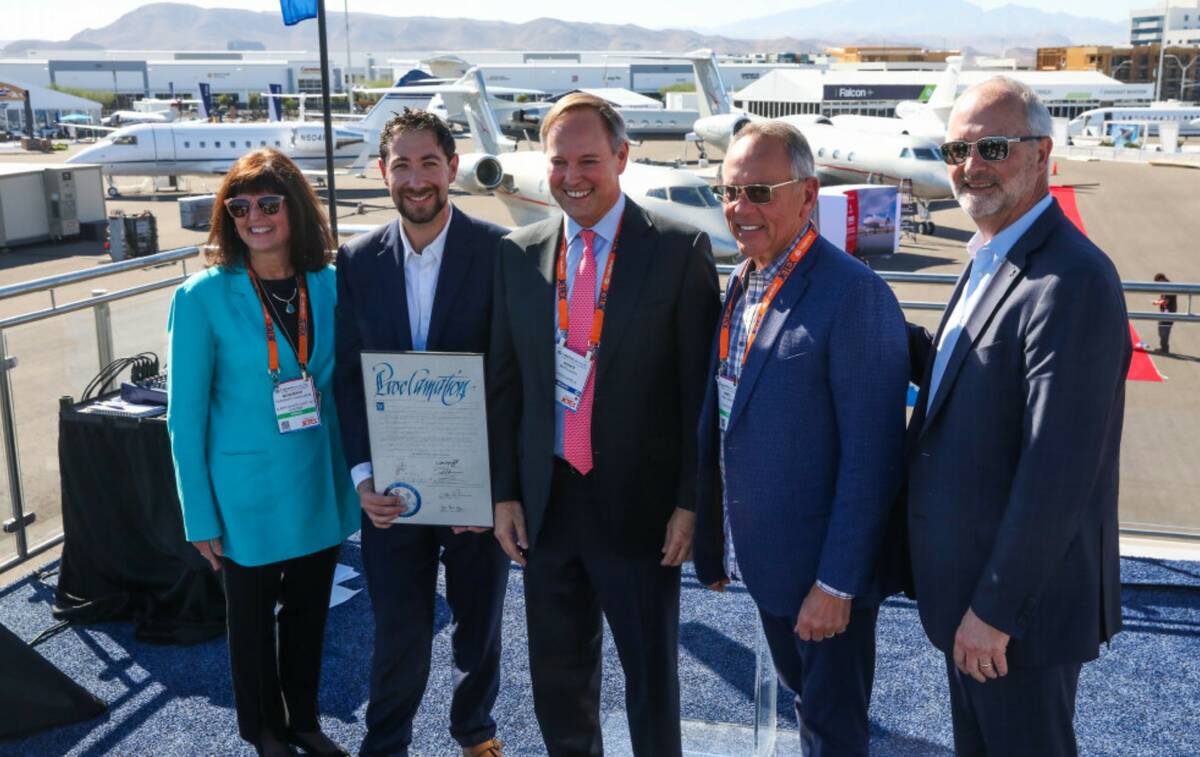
[166,264,358,567]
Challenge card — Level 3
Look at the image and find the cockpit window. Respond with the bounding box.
[899,148,912,158]
[913,148,941,161]
[697,185,722,208]
[113,135,138,145]
[668,186,707,207]
[646,187,668,200]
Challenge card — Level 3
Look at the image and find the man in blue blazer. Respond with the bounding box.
[694,121,909,756]
[904,78,1130,756]
[333,111,509,757]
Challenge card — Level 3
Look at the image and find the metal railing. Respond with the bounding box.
[0,246,203,574]
[0,248,1197,574]
[715,265,1200,323]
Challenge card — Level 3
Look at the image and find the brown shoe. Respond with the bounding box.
[463,738,503,757]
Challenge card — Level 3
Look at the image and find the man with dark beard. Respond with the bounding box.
[333,109,509,757]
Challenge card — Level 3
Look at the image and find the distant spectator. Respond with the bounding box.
[1152,273,1177,354]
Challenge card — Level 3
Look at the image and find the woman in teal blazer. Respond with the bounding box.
[167,149,357,757]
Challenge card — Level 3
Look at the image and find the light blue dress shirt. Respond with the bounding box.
[927,193,1053,408]
[554,193,626,457]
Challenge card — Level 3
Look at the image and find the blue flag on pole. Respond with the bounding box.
[280,0,318,26]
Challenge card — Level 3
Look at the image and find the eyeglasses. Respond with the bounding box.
[712,179,802,205]
[939,136,1047,165]
[224,195,284,218]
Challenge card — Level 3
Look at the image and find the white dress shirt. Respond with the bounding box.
[351,208,454,489]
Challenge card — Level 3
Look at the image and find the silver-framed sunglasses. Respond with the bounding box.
[224,195,285,218]
[939,136,1047,165]
[712,179,802,204]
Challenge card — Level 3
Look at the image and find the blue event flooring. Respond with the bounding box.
[1,536,1199,756]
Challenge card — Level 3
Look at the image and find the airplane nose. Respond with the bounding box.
[702,216,740,261]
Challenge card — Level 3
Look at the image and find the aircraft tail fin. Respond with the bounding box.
[927,56,962,124]
[443,69,511,155]
[688,50,734,118]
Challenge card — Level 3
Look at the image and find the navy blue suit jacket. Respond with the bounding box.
[904,200,1130,668]
[694,236,909,619]
[333,209,508,470]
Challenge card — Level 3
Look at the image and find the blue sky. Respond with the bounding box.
[5,1,1149,43]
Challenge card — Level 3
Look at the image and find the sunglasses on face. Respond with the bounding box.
[939,136,1046,165]
[224,195,284,218]
[712,179,802,205]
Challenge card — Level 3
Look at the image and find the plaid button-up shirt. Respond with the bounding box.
[718,232,799,581]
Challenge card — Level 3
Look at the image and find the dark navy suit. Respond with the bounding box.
[333,210,509,756]
[695,237,909,756]
[904,200,1130,756]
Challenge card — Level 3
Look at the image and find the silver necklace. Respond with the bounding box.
[268,283,298,314]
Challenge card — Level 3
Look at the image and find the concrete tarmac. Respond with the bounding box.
[0,136,1196,570]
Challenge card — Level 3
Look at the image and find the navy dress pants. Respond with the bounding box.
[945,655,1082,757]
[758,604,879,757]
[358,515,509,756]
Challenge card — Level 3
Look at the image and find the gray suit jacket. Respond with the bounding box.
[905,199,1131,668]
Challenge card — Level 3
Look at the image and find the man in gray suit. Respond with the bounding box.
[904,77,1131,756]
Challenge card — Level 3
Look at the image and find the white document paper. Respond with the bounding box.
[360,351,494,528]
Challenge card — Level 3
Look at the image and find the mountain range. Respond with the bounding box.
[1,1,1128,56]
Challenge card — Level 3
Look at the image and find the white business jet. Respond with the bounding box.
[392,69,740,259]
[65,89,411,196]
[660,50,952,231]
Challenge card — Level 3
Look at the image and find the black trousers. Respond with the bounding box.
[523,460,682,757]
[759,605,878,757]
[945,655,1082,757]
[221,544,340,746]
[359,516,509,756]
[1158,322,1173,353]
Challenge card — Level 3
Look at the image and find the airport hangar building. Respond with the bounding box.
[732,68,1156,120]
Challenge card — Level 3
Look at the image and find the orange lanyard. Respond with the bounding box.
[246,267,309,381]
[555,220,622,351]
[718,226,817,374]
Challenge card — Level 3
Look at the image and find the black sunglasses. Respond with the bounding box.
[939,136,1047,165]
[224,195,285,218]
[712,179,802,205]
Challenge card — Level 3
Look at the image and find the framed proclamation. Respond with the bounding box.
[360,351,494,527]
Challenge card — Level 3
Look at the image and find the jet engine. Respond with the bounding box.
[454,153,504,194]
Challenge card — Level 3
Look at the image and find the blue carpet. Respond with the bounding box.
[2,538,1198,756]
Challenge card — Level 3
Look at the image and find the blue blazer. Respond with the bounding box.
[904,201,1130,667]
[333,210,508,470]
[166,264,359,567]
[694,237,909,619]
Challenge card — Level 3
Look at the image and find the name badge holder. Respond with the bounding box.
[715,226,818,432]
[553,222,620,413]
[247,267,322,434]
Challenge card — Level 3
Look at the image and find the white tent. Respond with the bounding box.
[1,80,102,132]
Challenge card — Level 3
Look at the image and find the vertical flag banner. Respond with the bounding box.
[268,84,283,122]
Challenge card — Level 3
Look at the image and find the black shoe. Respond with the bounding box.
[255,732,295,757]
[286,729,350,757]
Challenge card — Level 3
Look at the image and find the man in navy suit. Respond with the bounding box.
[694,121,909,756]
[333,110,508,757]
[905,78,1130,756]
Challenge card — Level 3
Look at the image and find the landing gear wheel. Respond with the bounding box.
[925,221,936,235]
[107,186,119,198]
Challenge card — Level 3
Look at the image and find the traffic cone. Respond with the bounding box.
[1052,161,1058,176]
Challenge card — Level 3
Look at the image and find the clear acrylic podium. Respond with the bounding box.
[602,621,784,756]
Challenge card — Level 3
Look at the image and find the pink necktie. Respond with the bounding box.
[563,230,597,474]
